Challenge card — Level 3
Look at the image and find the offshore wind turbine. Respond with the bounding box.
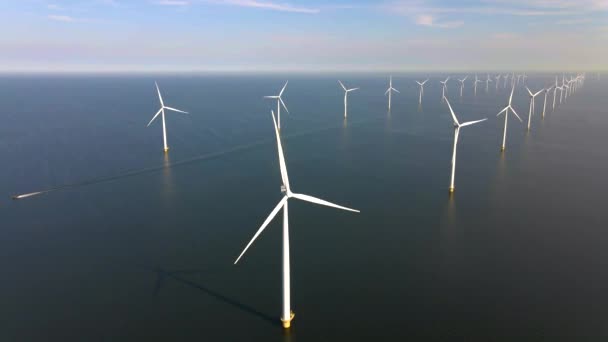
[525,87,543,131]
[440,76,450,100]
[495,74,501,90]
[504,74,510,88]
[497,85,523,151]
[542,86,553,118]
[444,97,487,193]
[473,74,482,96]
[339,80,359,118]
[385,76,400,112]
[553,77,559,110]
[458,76,468,97]
[234,110,359,329]
[416,79,429,104]
[264,81,289,130]
[485,74,493,93]
[147,82,189,153]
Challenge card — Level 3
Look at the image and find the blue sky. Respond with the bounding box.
[1,0,606,72]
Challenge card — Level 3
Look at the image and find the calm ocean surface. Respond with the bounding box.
[0,73,607,341]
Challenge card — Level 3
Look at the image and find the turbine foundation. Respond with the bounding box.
[164,147,169,153]
[281,311,295,329]
[448,187,455,193]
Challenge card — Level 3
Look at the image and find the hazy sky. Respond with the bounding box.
[1,0,607,72]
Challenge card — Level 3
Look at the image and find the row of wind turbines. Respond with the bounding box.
[144,72,586,328]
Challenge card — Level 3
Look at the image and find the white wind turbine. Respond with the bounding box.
[147,82,189,153]
[234,110,359,329]
[264,81,289,130]
[542,86,553,118]
[495,74,501,90]
[444,97,487,193]
[416,79,429,104]
[504,74,510,88]
[525,87,543,131]
[385,76,400,112]
[458,76,468,97]
[485,74,493,93]
[338,80,359,118]
[473,74,482,96]
[440,76,450,100]
[497,85,523,151]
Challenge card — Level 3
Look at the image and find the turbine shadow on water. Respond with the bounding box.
[151,266,280,327]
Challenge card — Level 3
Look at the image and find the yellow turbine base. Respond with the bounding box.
[449,187,455,193]
[164,147,169,153]
[500,146,505,152]
[281,312,295,329]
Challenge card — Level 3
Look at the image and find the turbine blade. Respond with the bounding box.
[385,88,390,95]
[496,107,508,117]
[444,97,460,126]
[393,88,400,93]
[164,106,188,114]
[291,193,359,213]
[279,97,289,114]
[510,106,523,122]
[264,96,278,99]
[234,196,288,264]
[271,110,290,190]
[279,81,288,96]
[338,80,347,91]
[155,82,164,107]
[526,87,533,96]
[147,108,163,127]
[348,88,359,92]
[460,118,488,127]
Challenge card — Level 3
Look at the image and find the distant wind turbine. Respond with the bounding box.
[147,82,189,153]
[485,74,493,93]
[458,76,468,97]
[473,74,482,96]
[440,76,450,100]
[495,74,501,90]
[264,81,289,130]
[497,85,523,151]
[416,79,429,104]
[525,87,543,131]
[542,86,553,118]
[234,110,359,329]
[338,80,359,118]
[444,97,487,193]
[385,76,400,112]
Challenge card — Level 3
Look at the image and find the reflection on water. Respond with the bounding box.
[161,152,175,205]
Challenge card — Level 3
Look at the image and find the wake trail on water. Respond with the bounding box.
[12,116,383,200]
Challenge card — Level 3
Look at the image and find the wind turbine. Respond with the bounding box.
[440,76,450,100]
[458,76,468,97]
[416,79,429,104]
[553,77,559,110]
[339,80,359,118]
[264,81,289,130]
[542,86,553,118]
[147,82,189,153]
[497,85,523,151]
[485,74,493,93]
[234,110,359,329]
[385,76,400,112]
[495,74,501,90]
[473,74,482,96]
[444,97,487,193]
[504,74,510,88]
[525,87,543,131]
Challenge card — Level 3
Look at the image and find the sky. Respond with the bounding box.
[1,0,607,72]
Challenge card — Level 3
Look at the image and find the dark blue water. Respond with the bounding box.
[0,74,607,340]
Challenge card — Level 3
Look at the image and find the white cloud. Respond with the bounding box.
[415,14,464,28]
[205,0,320,13]
[156,0,190,5]
[48,15,75,22]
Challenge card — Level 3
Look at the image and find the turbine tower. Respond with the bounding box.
[147,82,189,153]
[234,110,359,329]
[416,79,429,104]
[339,80,359,118]
[385,76,400,112]
[497,85,523,151]
[525,87,543,131]
[440,76,450,100]
[458,76,468,97]
[264,81,289,130]
[444,97,487,193]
